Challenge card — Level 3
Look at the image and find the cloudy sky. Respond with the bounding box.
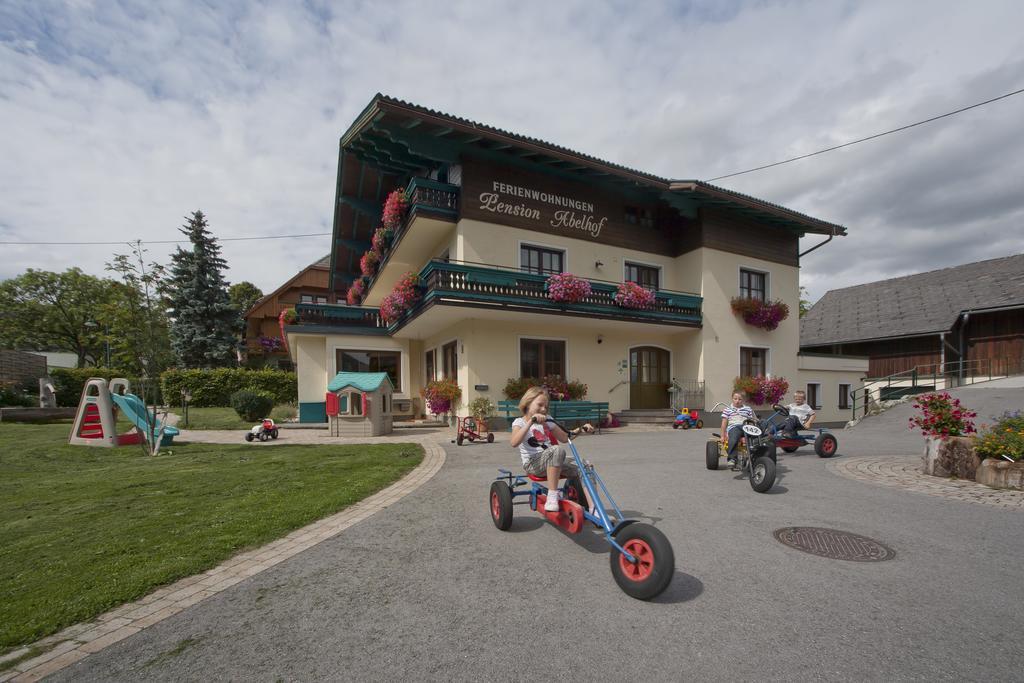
[1,0,1022,302]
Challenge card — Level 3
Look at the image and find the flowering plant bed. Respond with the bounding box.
[974,410,1024,461]
[379,272,421,324]
[730,297,790,331]
[382,188,408,231]
[546,272,592,303]
[908,392,977,438]
[733,375,789,405]
[257,335,283,354]
[421,378,461,415]
[614,281,656,309]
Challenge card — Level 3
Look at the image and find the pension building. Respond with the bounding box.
[286,95,866,425]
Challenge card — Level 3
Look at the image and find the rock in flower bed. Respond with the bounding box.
[909,392,979,479]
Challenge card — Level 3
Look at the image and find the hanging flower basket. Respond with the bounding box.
[380,272,422,324]
[730,297,790,331]
[546,272,592,303]
[614,281,656,309]
[421,378,461,415]
[382,189,408,231]
[360,250,380,278]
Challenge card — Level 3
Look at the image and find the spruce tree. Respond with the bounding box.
[164,211,240,367]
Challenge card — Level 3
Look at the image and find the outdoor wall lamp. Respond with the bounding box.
[595,260,604,268]
[597,335,604,344]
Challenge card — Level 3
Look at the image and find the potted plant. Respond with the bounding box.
[382,188,408,231]
[371,227,394,254]
[422,377,461,423]
[360,250,380,278]
[732,376,789,406]
[379,272,422,325]
[908,392,979,479]
[546,272,592,303]
[469,396,496,430]
[346,278,365,305]
[974,410,1024,489]
[614,281,656,309]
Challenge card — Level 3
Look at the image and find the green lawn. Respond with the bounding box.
[176,405,297,430]
[0,422,422,651]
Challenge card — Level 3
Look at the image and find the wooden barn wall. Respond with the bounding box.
[964,309,1024,374]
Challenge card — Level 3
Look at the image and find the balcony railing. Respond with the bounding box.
[416,260,702,326]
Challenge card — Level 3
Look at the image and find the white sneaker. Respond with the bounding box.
[543,490,560,512]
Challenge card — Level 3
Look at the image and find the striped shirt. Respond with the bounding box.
[722,405,755,428]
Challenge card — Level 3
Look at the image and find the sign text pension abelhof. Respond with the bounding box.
[478,181,608,238]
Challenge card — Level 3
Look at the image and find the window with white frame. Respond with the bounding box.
[520,244,564,276]
[740,347,768,377]
[336,349,401,392]
[806,383,822,410]
[625,262,660,290]
[838,383,851,409]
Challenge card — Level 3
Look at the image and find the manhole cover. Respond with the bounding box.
[773,527,896,562]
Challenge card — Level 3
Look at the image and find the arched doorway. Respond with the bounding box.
[629,346,671,409]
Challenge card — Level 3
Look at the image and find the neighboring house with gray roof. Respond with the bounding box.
[801,254,1024,378]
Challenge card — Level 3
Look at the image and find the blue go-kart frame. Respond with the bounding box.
[489,418,675,600]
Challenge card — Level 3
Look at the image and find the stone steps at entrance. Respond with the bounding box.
[616,409,677,424]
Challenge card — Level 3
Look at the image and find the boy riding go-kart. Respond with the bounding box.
[705,395,778,493]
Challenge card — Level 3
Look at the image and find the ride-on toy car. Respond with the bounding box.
[455,415,494,446]
[673,408,703,429]
[245,418,279,442]
[705,402,777,493]
[762,404,838,457]
[489,418,675,600]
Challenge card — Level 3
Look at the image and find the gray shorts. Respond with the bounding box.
[523,444,580,478]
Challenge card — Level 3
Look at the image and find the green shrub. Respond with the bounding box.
[50,368,163,407]
[161,368,297,407]
[0,381,36,407]
[231,390,275,421]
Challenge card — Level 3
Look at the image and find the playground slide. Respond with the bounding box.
[111,393,179,447]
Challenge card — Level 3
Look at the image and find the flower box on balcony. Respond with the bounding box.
[546,272,592,303]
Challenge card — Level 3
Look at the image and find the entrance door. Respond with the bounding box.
[629,347,670,409]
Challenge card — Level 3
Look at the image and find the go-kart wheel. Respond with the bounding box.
[763,441,778,463]
[695,420,703,429]
[673,423,679,429]
[564,477,586,506]
[610,523,675,600]
[487,433,494,443]
[456,433,464,446]
[750,456,776,493]
[489,481,513,530]
[814,433,838,458]
[682,421,690,430]
[258,432,269,442]
[468,434,477,442]
[271,429,279,439]
[782,445,799,453]
[705,440,719,470]
[245,433,254,442]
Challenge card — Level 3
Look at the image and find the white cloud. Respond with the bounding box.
[1,0,1022,303]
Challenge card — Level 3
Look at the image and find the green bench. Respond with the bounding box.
[498,400,609,434]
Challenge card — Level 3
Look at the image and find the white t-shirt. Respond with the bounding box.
[512,417,558,467]
[787,402,815,425]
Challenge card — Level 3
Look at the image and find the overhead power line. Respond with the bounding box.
[705,86,1024,182]
[0,231,331,246]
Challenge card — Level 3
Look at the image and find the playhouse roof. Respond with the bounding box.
[327,372,394,393]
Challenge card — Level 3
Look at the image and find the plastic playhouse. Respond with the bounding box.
[68,377,178,448]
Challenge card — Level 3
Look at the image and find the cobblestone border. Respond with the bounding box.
[1,440,446,683]
[829,455,1024,510]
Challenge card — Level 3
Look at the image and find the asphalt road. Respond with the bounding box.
[52,407,1024,681]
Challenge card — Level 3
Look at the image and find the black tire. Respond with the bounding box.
[681,422,690,430]
[487,433,495,443]
[814,433,838,458]
[750,456,776,493]
[705,440,719,470]
[695,420,703,429]
[456,433,464,446]
[489,481,513,530]
[245,433,254,442]
[564,477,586,506]
[673,423,679,429]
[271,429,279,439]
[763,441,778,463]
[609,523,675,600]
[258,432,269,442]
[782,445,799,453]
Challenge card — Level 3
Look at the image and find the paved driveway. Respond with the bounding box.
[51,425,1023,681]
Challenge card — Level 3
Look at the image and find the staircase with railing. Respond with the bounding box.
[850,356,1024,419]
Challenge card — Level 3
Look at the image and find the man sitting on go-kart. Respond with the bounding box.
[720,391,756,469]
[510,386,594,513]
[781,390,816,437]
